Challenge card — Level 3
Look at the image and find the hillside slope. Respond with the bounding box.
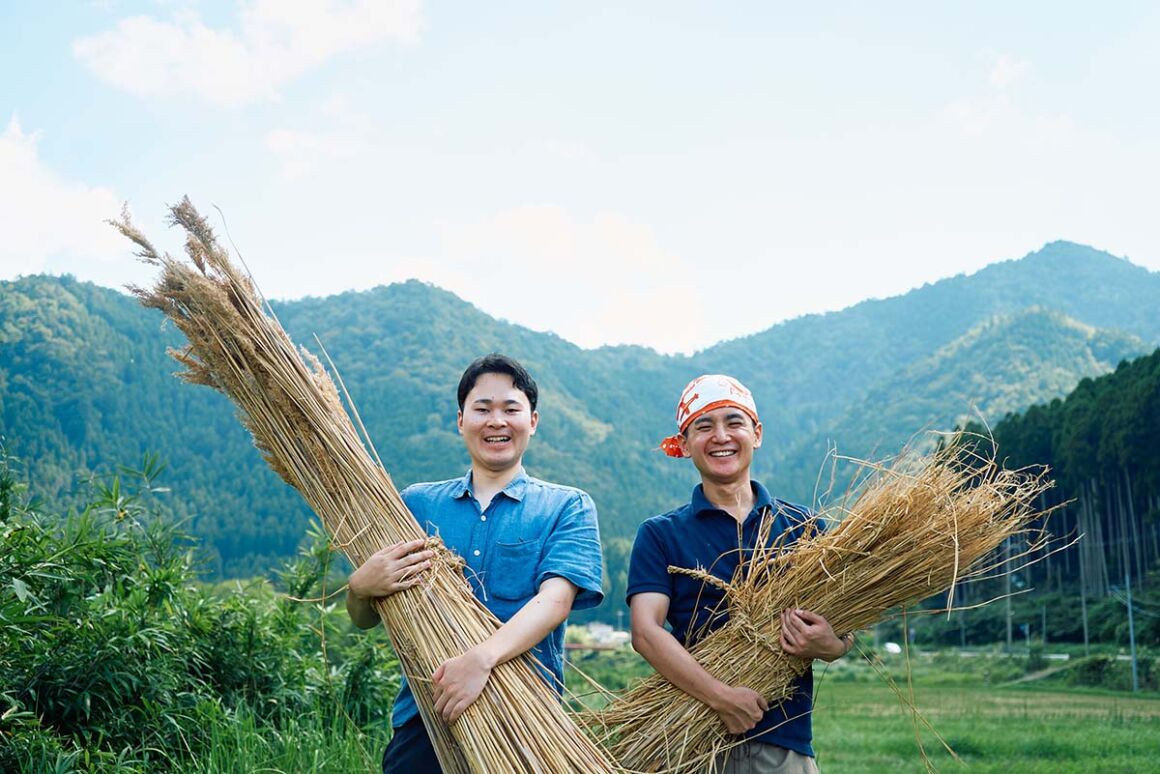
[1,240,1155,586]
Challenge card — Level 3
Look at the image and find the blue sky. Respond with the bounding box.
[3,1,1158,352]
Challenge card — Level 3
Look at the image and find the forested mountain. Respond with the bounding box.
[0,275,301,572]
[2,240,1158,613]
[769,308,1147,497]
[699,241,1160,450]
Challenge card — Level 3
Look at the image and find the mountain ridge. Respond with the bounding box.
[2,240,1155,597]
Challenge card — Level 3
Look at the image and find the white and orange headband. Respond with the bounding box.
[659,374,759,458]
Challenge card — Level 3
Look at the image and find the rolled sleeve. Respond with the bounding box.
[776,500,823,543]
[626,519,673,604]
[536,491,604,611]
[400,484,434,534]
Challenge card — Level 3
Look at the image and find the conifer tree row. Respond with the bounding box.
[966,348,1160,602]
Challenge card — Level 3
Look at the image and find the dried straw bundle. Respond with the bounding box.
[117,199,618,774]
[586,447,1050,773]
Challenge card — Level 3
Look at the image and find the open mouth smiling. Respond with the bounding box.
[708,450,737,457]
[484,435,512,444]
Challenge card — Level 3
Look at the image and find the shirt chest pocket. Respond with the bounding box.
[487,539,541,601]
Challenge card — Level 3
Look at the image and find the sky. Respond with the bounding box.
[2,1,1159,354]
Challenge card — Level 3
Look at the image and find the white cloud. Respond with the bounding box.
[73,0,423,106]
[537,139,599,164]
[265,94,372,178]
[0,117,124,277]
[940,53,1072,143]
[265,127,360,178]
[428,205,711,353]
[989,54,1028,89]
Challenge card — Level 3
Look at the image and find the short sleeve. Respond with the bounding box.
[626,519,673,604]
[773,500,823,547]
[401,484,447,538]
[536,491,604,611]
[813,508,830,536]
[400,484,420,518]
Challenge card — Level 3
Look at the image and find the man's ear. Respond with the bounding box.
[529,409,539,435]
[753,420,763,448]
[456,410,464,435]
[677,432,691,457]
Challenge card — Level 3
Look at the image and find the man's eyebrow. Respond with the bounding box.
[693,410,746,425]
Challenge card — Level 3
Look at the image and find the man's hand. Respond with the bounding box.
[631,592,771,736]
[346,539,434,628]
[432,646,496,723]
[348,539,433,599]
[425,577,578,723]
[780,608,851,662]
[707,683,769,735]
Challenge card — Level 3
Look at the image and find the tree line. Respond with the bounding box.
[955,347,1160,650]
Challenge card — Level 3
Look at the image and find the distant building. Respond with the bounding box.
[565,622,631,651]
[587,622,630,647]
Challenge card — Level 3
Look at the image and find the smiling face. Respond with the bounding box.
[678,406,763,487]
[457,372,538,475]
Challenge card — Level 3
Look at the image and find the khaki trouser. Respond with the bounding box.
[718,742,820,774]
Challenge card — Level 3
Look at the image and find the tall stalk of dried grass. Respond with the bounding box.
[584,448,1051,773]
[116,199,618,774]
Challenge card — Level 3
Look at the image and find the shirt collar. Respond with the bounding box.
[453,467,530,503]
[691,480,773,520]
[448,469,471,499]
[500,468,529,502]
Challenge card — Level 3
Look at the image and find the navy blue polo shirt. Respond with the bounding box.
[627,481,820,757]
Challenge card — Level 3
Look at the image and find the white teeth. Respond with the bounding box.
[709,450,736,457]
[484,436,511,442]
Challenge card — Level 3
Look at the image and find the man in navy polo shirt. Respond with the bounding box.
[346,354,604,773]
[628,374,852,773]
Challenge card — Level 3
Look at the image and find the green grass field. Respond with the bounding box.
[812,672,1160,772]
[161,650,1160,773]
[567,648,1160,773]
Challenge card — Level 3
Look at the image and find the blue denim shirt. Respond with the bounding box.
[626,481,822,757]
[390,468,603,728]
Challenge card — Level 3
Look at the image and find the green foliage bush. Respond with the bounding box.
[980,657,1024,686]
[0,452,400,772]
[1026,644,1047,673]
[1069,655,1115,688]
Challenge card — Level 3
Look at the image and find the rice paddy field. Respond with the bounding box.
[811,669,1160,772]
[567,648,1160,773]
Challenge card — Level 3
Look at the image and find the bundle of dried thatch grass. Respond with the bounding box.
[117,199,618,774]
[585,447,1050,773]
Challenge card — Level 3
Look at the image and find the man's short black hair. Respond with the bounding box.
[457,354,539,412]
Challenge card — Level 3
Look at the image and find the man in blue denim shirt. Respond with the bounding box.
[346,354,603,773]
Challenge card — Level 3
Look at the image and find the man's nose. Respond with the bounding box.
[711,423,729,441]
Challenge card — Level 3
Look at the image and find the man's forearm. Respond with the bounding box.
[474,577,576,668]
[632,623,730,708]
[346,588,381,629]
[824,632,855,662]
[431,577,578,721]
